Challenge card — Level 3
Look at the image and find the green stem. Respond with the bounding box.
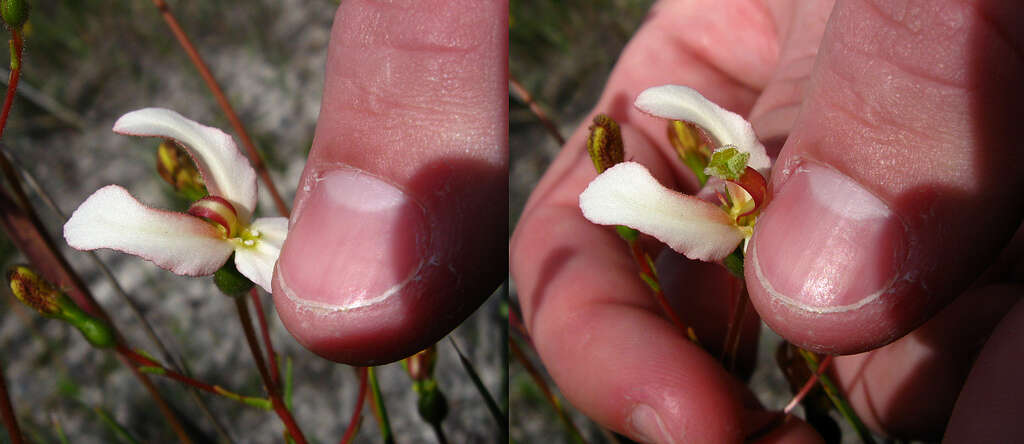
[450,338,509,434]
[797,349,876,444]
[367,367,394,444]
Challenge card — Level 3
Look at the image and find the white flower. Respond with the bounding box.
[579,85,769,262]
[63,108,288,292]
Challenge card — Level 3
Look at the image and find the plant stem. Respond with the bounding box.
[509,338,586,444]
[339,368,368,444]
[116,345,270,409]
[509,76,564,145]
[234,297,309,444]
[0,30,22,140]
[150,0,289,217]
[783,355,833,415]
[625,238,699,344]
[798,349,877,444]
[0,358,24,444]
[366,367,394,444]
[721,278,749,373]
[250,289,281,387]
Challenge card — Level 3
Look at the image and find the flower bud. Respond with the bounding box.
[214,258,254,297]
[156,140,206,201]
[1,0,28,30]
[586,114,623,174]
[7,265,115,348]
[8,265,60,316]
[416,382,448,426]
[402,345,437,382]
[668,120,710,185]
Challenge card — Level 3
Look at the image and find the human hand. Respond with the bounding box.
[511,0,1023,441]
[271,0,508,365]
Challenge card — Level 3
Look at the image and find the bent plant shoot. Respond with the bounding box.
[64,108,288,293]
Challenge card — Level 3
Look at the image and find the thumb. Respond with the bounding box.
[272,0,507,365]
[746,0,1024,354]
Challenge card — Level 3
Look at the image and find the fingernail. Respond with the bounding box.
[752,163,906,312]
[628,404,674,444]
[277,167,428,311]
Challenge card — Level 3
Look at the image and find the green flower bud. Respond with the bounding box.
[214,258,254,297]
[1,0,28,30]
[8,265,116,349]
[416,382,448,426]
[156,139,207,201]
[705,146,750,181]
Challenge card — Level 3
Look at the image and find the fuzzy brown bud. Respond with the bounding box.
[586,114,623,174]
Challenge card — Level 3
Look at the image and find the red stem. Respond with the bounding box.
[509,76,565,146]
[0,31,22,140]
[339,368,369,444]
[150,0,289,217]
[117,345,263,403]
[629,242,699,343]
[234,297,308,444]
[783,355,835,415]
[250,289,281,387]
[721,278,749,372]
[0,358,24,444]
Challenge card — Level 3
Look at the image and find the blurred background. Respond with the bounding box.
[0,1,504,442]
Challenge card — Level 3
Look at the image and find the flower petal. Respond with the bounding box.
[64,185,234,276]
[579,162,745,261]
[634,85,770,174]
[233,217,288,292]
[113,108,259,221]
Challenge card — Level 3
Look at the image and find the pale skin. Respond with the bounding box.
[511,0,1024,442]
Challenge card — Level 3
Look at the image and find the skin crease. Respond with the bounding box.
[272,0,507,365]
[510,0,1024,442]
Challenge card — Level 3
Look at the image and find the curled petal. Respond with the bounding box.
[113,108,259,222]
[233,217,288,292]
[634,85,770,175]
[64,185,234,276]
[579,162,745,261]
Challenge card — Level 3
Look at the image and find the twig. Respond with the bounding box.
[150,0,289,217]
[509,338,586,444]
[797,349,876,444]
[234,296,309,444]
[366,367,394,444]
[0,30,23,141]
[116,345,271,409]
[339,368,368,444]
[250,289,281,387]
[509,76,565,145]
[721,278,748,372]
[0,358,24,444]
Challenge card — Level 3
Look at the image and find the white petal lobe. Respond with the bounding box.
[579,162,745,261]
[634,85,770,174]
[233,217,287,292]
[113,108,259,221]
[64,185,234,276]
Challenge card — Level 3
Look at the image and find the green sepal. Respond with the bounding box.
[723,245,744,279]
[683,150,710,187]
[615,225,639,243]
[705,147,749,181]
[214,258,254,297]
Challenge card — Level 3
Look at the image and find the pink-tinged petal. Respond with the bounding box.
[579,162,745,262]
[634,85,770,175]
[233,217,288,292]
[64,185,234,276]
[113,108,259,221]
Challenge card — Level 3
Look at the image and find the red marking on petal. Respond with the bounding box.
[734,166,767,218]
[188,196,239,237]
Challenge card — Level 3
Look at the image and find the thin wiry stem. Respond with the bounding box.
[234,297,309,444]
[366,367,394,444]
[0,358,24,444]
[339,368,368,444]
[250,289,281,387]
[450,338,508,435]
[510,76,565,145]
[510,338,586,444]
[149,0,289,217]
